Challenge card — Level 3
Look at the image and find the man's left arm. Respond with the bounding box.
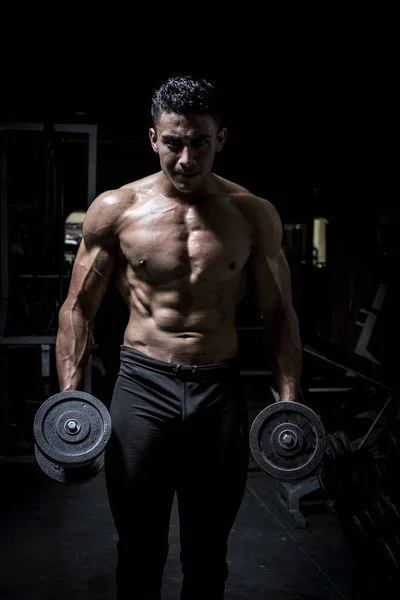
[247,198,303,402]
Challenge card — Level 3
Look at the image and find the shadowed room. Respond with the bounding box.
[0,53,398,600]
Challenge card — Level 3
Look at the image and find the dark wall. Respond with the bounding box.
[1,63,396,366]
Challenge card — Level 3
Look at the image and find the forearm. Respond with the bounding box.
[262,307,303,402]
[55,301,94,392]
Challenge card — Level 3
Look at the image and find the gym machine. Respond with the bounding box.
[278,282,397,528]
[0,122,97,461]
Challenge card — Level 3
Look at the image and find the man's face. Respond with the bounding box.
[149,112,227,193]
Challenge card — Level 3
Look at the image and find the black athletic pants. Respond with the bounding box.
[104,345,249,599]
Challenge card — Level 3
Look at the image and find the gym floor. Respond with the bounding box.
[0,385,357,600]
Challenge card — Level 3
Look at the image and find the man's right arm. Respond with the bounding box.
[55,192,119,392]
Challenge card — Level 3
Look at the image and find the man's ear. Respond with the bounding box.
[149,128,158,153]
[216,127,227,152]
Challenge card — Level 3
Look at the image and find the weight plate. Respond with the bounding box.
[33,391,111,466]
[35,444,104,485]
[249,401,326,482]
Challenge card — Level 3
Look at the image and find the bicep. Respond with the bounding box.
[249,245,293,321]
[245,196,294,319]
[65,236,115,318]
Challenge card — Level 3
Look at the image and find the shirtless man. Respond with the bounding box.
[55,75,302,600]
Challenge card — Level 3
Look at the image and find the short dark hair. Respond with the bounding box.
[151,75,223,128]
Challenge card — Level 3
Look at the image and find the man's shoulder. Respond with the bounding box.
[82,186,134,244]
[214,174,251,198]
[85,188,131,224]
[217,179,282,252]
[89,172,159,211]
[233,192,279,218]
[119,172,160,194]
[84,173,160,233]
[241,196,282,253]
[217,177,280,227]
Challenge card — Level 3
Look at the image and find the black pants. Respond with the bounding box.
[104,345,249,600]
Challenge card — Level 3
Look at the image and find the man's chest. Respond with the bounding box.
[118,202,253,285]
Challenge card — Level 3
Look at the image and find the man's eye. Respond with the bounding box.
[193,139,208,147]
[166,139,180,148]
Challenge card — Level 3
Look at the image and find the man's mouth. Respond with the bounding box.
[175,172,198,178]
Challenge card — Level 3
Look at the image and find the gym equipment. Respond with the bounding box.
[350,495,400,578]
[33,391,111,484]
[320,427,400,579]
[275,285,396,529]
[249,401,326,482]
[303,334,397,395]
[0,122,98,460]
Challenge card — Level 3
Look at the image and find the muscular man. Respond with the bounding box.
[55,75,302,599]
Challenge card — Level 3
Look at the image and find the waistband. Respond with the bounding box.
[119,344,239,378]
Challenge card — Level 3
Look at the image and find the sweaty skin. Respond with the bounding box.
[56,113,302,401]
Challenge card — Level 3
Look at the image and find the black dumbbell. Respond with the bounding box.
[33,391,111,484]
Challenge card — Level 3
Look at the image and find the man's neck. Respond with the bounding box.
[156,171,217,205]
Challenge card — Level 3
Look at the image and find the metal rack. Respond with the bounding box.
[0,122,97,459]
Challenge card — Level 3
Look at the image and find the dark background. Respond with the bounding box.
[0,32,397,399]
[0,27,399,599]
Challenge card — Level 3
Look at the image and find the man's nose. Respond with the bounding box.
[179,146,196,167]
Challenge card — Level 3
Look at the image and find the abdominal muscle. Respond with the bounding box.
[112,184,253,365]
[118,273,246,366]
